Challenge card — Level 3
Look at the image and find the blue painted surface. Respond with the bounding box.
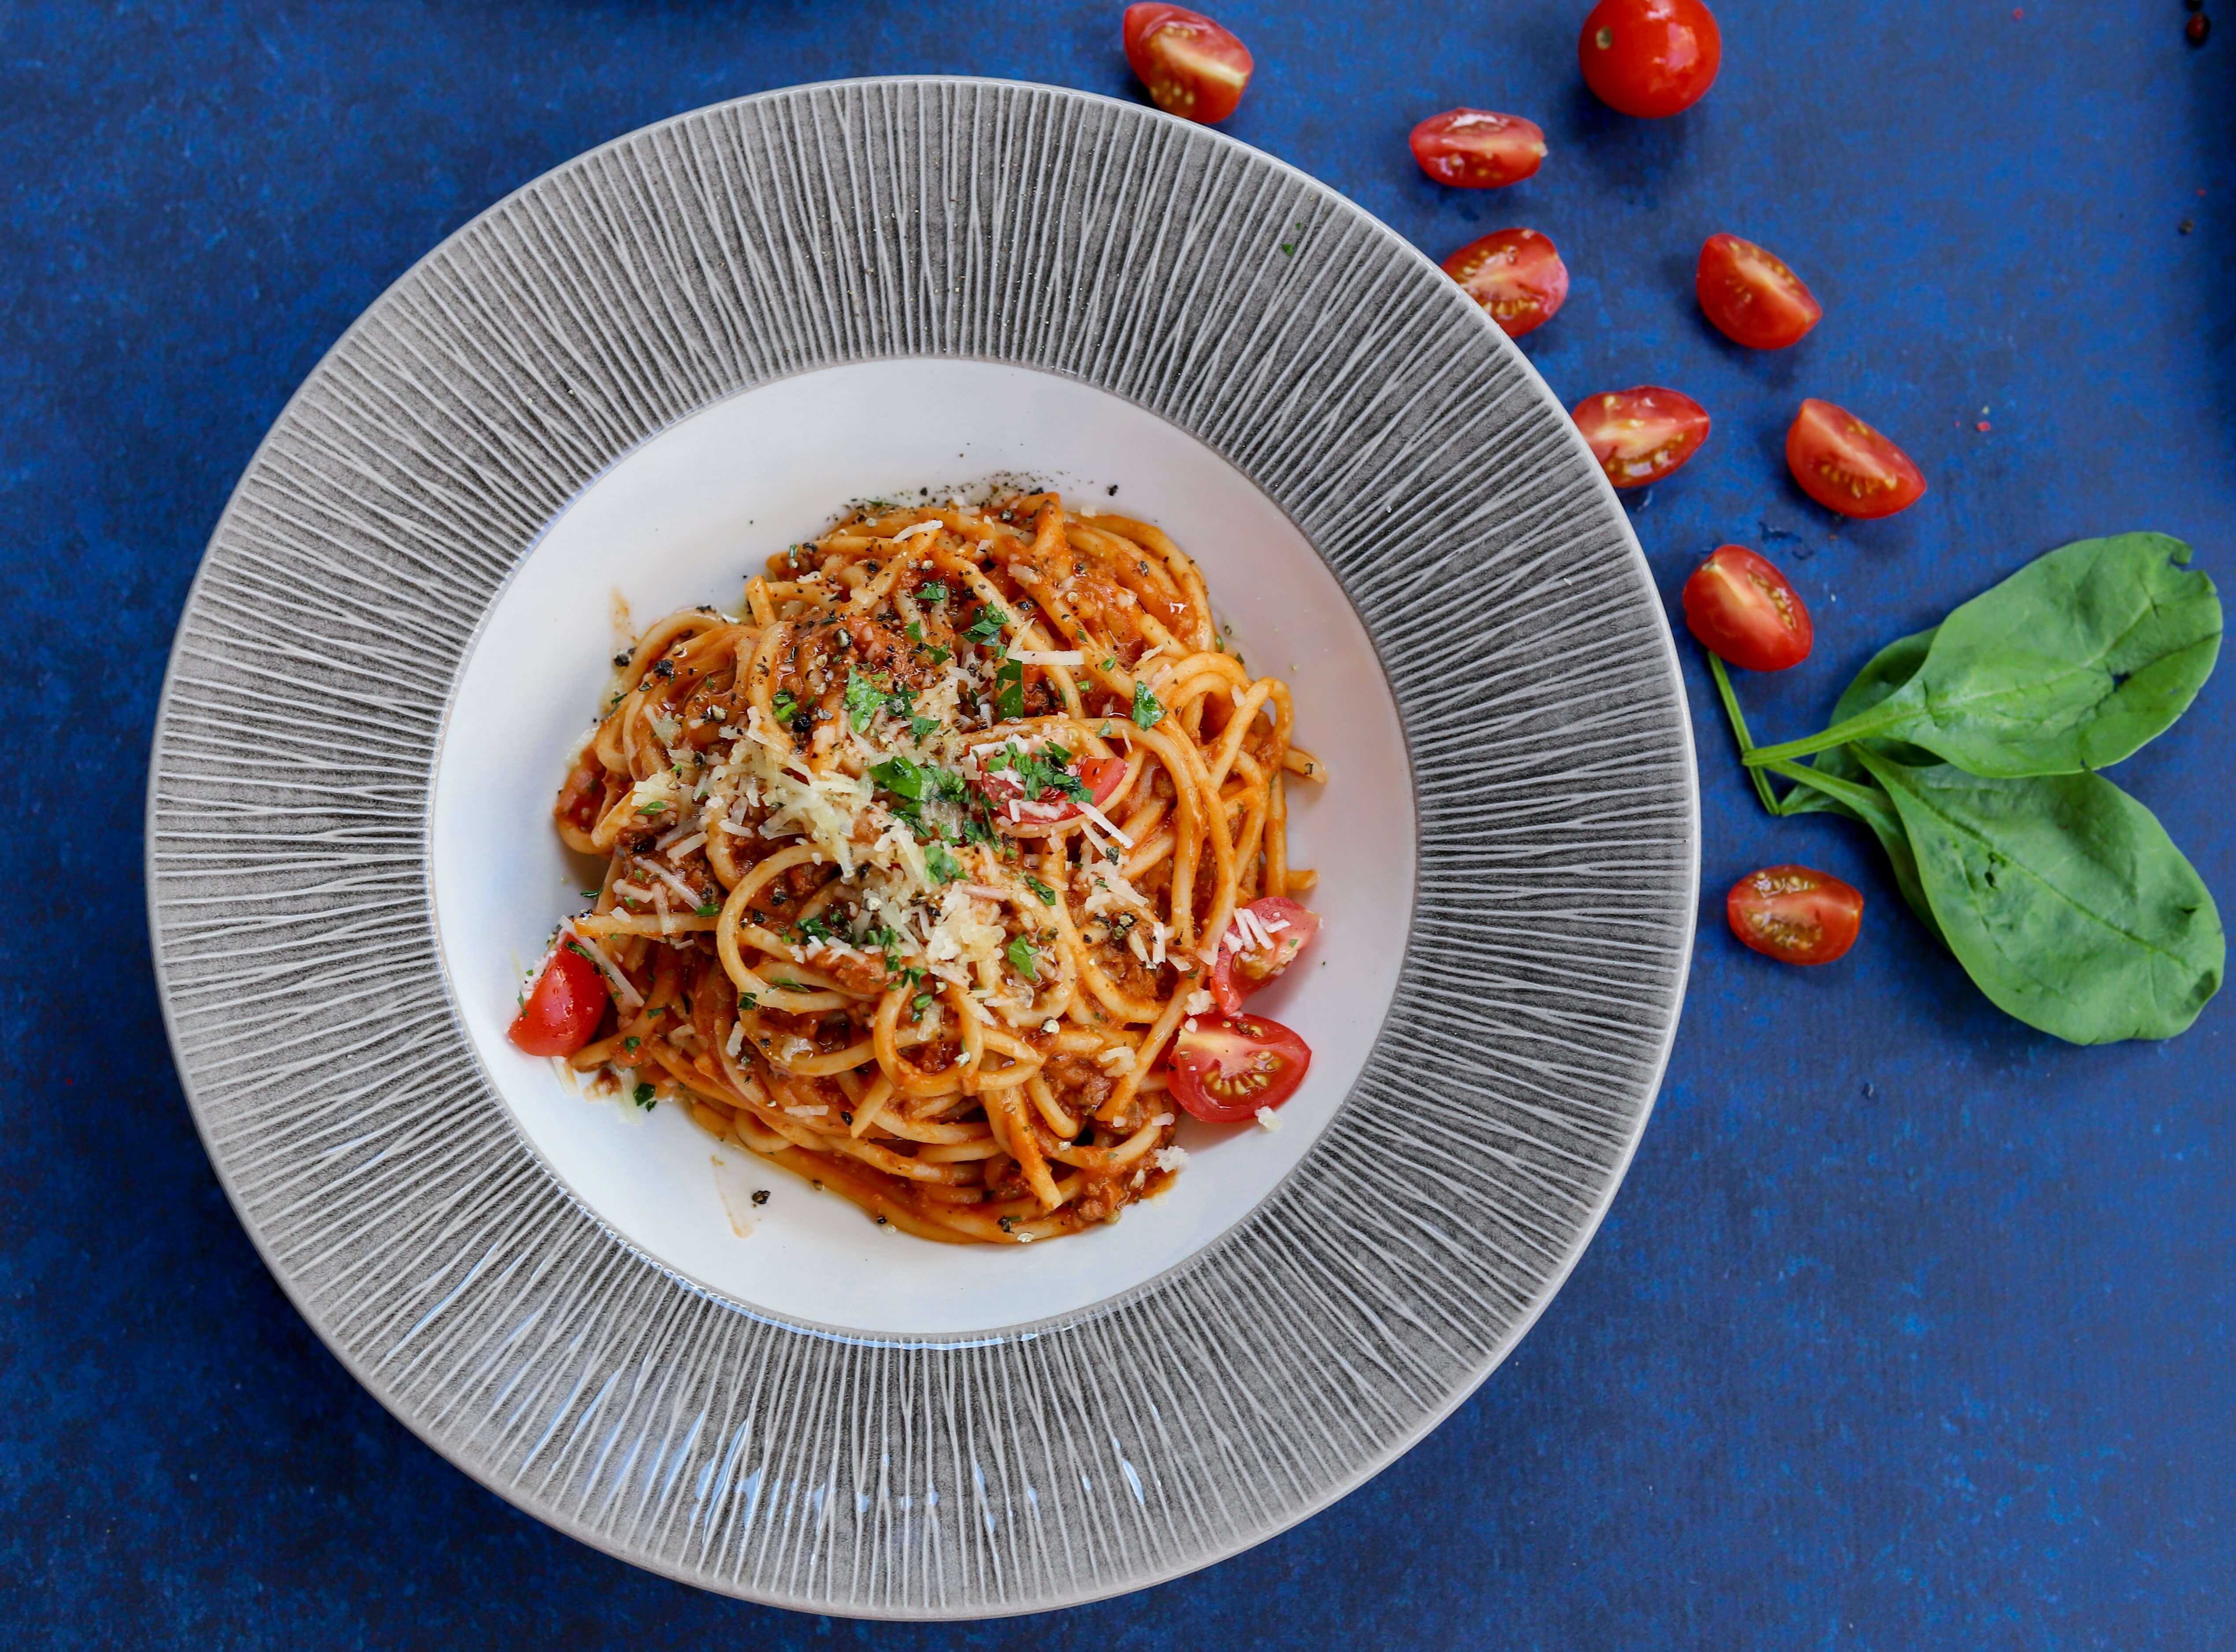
[1,0,2229,1644]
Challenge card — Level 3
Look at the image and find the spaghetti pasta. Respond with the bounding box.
[520,491,1326,1245]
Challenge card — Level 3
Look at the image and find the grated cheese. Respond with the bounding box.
[1005,646,1086,667]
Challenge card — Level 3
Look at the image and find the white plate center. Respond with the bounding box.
[429,358,1415,1336]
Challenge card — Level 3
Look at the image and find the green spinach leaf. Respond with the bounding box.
[1852,750,2224,1043]
[1748,534,2220,777]
[1779,624,1941,820]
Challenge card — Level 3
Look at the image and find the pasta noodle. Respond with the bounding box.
[536,491,1324,1244]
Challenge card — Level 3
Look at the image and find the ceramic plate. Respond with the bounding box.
[148,78,1697,1617]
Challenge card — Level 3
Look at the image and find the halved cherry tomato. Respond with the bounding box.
[1408,109,1548,189]
[1580,0,1722,118]
[1786,399,1927,520]
[971,749,1127,829]
[1167,1013,1312,1122]
[1209,896,1320,1015]
[1572,386,1711,490]
[1123,4,1253,125]
[1442,228,1569,337]
[507,943,609,1056]
[1682,546,1812,672]
[1726,866,1863,965]
[1696,233,1822,351]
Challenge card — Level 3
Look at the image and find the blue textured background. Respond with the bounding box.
[3,1,2230,1645]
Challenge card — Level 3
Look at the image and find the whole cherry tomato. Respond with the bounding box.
[1580,0,1723,118]
[1123,4,1253,125]
[1408,109,1548,188]
[1442,228,1570,337]
[1167,1012,1312,1122]
[1727,866,1864,965]
[1786,399,1927,519]
[1697,233,1822,350]
[508,942,610,1056]
[1682,545,1813,671]
[1572,386,1711,489]
[1209,895,1320,1015]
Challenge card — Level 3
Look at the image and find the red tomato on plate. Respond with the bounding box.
[971,749,1127,828]
[508,943,609,1056]
[1209,895,1320,1014]
[1123,4,1253,125]
[1682,546,1813,671]
[1572,386,1711,489]
[1696,233,1822,350]
[1786,399,1927,519]
[1580,0,1722,118]
[1727,866,1863,965]
[1167,1013,1312,1122]
[1408,109,1548,188]
[1442,228,1570,337]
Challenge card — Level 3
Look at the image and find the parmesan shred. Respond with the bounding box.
[1005,645,1087,667]
[1075,798,1135,847]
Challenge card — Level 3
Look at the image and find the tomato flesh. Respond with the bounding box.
[1209,896,1320,1015]
[1697,233,1822,351]
[1167,1013,1312,1123]
[508,944,610,1056]
[1580,0,1722,118]
[1682,546,1813,672]
[1572,386,1711,489]
[1123,4,1253,125]
[1786,398,1927,520]
[1408,109,1548,189]
[972,748,1127,829]
[1442,228,1569,338]
[1726,866,1863,965]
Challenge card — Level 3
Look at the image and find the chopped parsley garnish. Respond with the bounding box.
[925,841,963,883]
[844,669,888,732]
[771,690,798,723]
[632,1083,657,1110]
[963,605,1008,645]
[695,902,721,917]
[929,645,952,666]
[1005,936,1040,980]
[1131,681,1166,729]
[905,620,924,643]
[870,754,926,800]
[1023,874,1057,905]
[622,1036,640,1053]
[909,990,936,1020]
[995,658,1026,720]
[918,579,948,604]
[795,914,835,944]
[909,714,940,743]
